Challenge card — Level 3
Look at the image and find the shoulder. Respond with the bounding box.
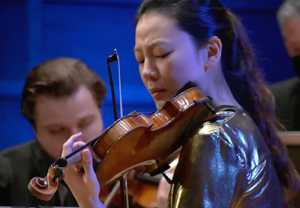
[0,140,46,187]
[0,155,10,173]
[198,107,270,169]
[0,140,41,174]
[270,77,300,98]
[0,140,37,160]
[187,108,285,203]
[0,152,12,188]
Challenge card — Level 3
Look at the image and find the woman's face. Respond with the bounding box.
[135,12,208,109]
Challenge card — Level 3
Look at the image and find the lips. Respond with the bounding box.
[150,88,165,94]
[149,88,166,99]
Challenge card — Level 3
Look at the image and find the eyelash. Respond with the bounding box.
[137,52,171,64]
[48,128,65,135]
[156,52,171,58]
[137,59,144,64]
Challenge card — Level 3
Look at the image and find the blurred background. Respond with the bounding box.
[0,0,294,149]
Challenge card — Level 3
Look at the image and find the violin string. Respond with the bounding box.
[104,181,120,206]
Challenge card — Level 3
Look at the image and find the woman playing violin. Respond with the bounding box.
[62,0,300,207]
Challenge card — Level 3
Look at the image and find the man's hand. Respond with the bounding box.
[61,132,105,208]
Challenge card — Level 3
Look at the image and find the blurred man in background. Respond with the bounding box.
[0,58,106,206]
[271,0,300,131]
[271,1,300,206]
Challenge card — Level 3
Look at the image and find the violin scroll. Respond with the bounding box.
[28,165,62,201]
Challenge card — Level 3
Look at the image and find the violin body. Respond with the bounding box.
[100,175,159,208]
[94,87,214,185]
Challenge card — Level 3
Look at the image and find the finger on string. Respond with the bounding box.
[74,163,84,175]
[81,148,93,175]
[73,141,88,174]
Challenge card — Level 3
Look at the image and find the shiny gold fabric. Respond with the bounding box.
[169,106,286,208]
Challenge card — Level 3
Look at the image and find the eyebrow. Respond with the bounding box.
[43,114,96,128]
[135,40,170,53]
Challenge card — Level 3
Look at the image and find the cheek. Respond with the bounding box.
[162,58,187,84]
[137,66,147,88]
[37,135,64,159]
[157,58,176,80]
[36,129,67,159]
[139,67,147,84]
[84,119,103,140]
[82,114,103,141]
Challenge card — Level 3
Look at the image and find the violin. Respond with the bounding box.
[28,86,216,206]
[100,173,160,208]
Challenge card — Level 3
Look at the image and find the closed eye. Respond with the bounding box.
[78,116,94,130]
[136,59,145,64]
[155,51,172,59]
[48,127,66,135]
[134,53,144,65]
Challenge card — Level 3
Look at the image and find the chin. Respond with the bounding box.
[155,100,167,110]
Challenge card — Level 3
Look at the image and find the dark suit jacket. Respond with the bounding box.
[270,77,300,131]
[271,77,300,207]
[0,140,78,206]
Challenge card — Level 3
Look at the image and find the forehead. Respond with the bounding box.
[135,12,181,46]
[34,86,99,126]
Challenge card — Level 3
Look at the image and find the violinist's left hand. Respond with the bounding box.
[61,132,105,208]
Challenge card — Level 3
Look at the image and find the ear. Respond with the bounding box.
[204,36,222,71]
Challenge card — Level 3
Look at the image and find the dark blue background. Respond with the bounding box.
[0,0,294,149]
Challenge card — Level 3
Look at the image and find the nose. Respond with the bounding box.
[69,127,81,138]
[141,58,159,81]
